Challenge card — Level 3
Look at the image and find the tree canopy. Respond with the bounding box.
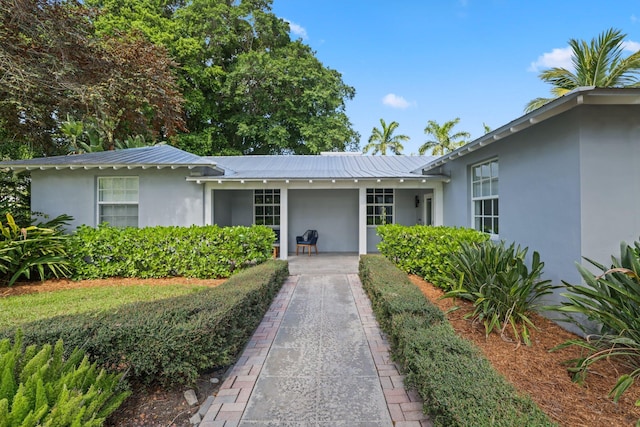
[0,0,184,156]
[526,28,640,112]
[362,119,408,155]
[420,118,470,156]
[86,0,359,155]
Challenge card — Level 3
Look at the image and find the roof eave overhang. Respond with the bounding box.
[4,164,223,173]
[186,175,451,184]
[420,86,640,173]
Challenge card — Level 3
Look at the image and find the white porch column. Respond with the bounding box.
[204,184,213,225]
[279,187,288,260]
[358,187,367,254]
[434,182,444,226]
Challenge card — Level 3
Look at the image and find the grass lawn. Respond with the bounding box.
[0,284,211,329]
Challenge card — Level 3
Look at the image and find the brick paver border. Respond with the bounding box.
[199,272,433,427]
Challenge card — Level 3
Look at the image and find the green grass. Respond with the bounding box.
[0,284,212,328]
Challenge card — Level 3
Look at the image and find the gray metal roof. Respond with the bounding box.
[0,145,219,171]
[208,154,438,180]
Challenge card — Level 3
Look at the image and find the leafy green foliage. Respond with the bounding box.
[443,241,556,345]
[2,260,288,386]
[376,224,488,288]
[0,213,72,286]
[69,224,274,279]
[87,0,360,155]
[419,118,470,155]
[0,330,130,426]
[362,118,409,155]
[359,255,553,426]
[554,240,640,402]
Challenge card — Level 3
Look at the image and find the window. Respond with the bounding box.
[366,188,393,225]
[97,177,139,227]
[254,189,280,226]
[471,159,498,235]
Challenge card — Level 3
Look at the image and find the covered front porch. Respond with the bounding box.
[199,179,445,259]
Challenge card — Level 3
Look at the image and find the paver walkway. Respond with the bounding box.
[199,255,432,427]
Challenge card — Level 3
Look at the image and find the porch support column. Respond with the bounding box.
[434,182,444,226]
[204,184,213,225]
[358,187,367,255]
[279,187,288,260]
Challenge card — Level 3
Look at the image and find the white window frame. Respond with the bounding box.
[471,159,498,236]
[97,176,139,228]
[366,188,394,226]
[254,189,280,228]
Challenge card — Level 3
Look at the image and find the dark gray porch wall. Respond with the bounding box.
[212,190,253,227]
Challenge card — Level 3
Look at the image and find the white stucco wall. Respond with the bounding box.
[31,169,205,230]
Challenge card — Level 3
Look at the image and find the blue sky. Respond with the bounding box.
[270,0,640,155]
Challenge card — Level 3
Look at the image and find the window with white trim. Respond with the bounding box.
[366,188,394,225]
[471,159,498,235]
[254,189,280,227]
[97,177,139,227]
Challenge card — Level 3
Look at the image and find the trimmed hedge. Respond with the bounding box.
[359,255,554,427]
[69,224,275,279]
[0,260,289,386]
[376,224,488,288]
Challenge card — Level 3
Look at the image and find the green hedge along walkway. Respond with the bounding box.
[200,254,432,426]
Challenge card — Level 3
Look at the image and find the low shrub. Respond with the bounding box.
[69,224,275,279]
[0,330,130,426]
[376,224,488,287]
[554,240,640,402]
[443,241,557,345]
[1,260,289,386]
[359,255,554,427]
[0,213,72,286]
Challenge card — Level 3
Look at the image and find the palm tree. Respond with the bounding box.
[362,119,409,155]
[419,118,470,155]
[526,28,640,112]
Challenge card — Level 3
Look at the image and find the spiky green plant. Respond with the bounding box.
[554,240,640,402]
[443,241,556,345]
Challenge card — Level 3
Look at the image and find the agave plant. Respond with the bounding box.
[554,240,640,402]
[443,241,556,345]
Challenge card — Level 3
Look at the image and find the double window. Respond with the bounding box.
[471,159,498,235]
[97,177,139,227]
[366,188,394,225]
[254,189,280,226]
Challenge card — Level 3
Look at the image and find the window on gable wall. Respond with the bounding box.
[97,177,139,227]
[366,188,394,225]
[471,159,499,235]
[254,189,280,227]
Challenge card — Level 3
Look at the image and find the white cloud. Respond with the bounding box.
[632,14,639,24]
[382,93,411,109]
[623,40,640,52]
[528,47,573,72]
[284,19,308,40]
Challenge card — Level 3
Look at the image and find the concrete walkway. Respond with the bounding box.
[199,254,432,427]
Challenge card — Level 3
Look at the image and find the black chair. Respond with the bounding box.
[296,230,319,256]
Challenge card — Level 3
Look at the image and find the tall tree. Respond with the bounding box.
[526,28,640,112]
[362,119,408,155]
[87,0,360,155]
[0,0,184,155]
[419,118,470,155]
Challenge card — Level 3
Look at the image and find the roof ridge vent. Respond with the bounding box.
[320,151,362,156]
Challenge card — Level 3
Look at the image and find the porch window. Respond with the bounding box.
[97,177,139,227]
[254,189,280,226]
[366,188,393,225]
[471,159,498,235]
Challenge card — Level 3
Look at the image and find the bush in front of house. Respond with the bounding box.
[554,240,640,403]
[442,240,557,345]
[359,255,554,427]
[0,213,72,286]
[376,224,488,288]
[1,260,289,386]
[0,330,130,426]
[69,223,275,279]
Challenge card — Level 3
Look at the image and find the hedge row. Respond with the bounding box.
[359,255,554,427]
[0,260,289,386]
[69,224,275,279]
[376,224,488,287]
